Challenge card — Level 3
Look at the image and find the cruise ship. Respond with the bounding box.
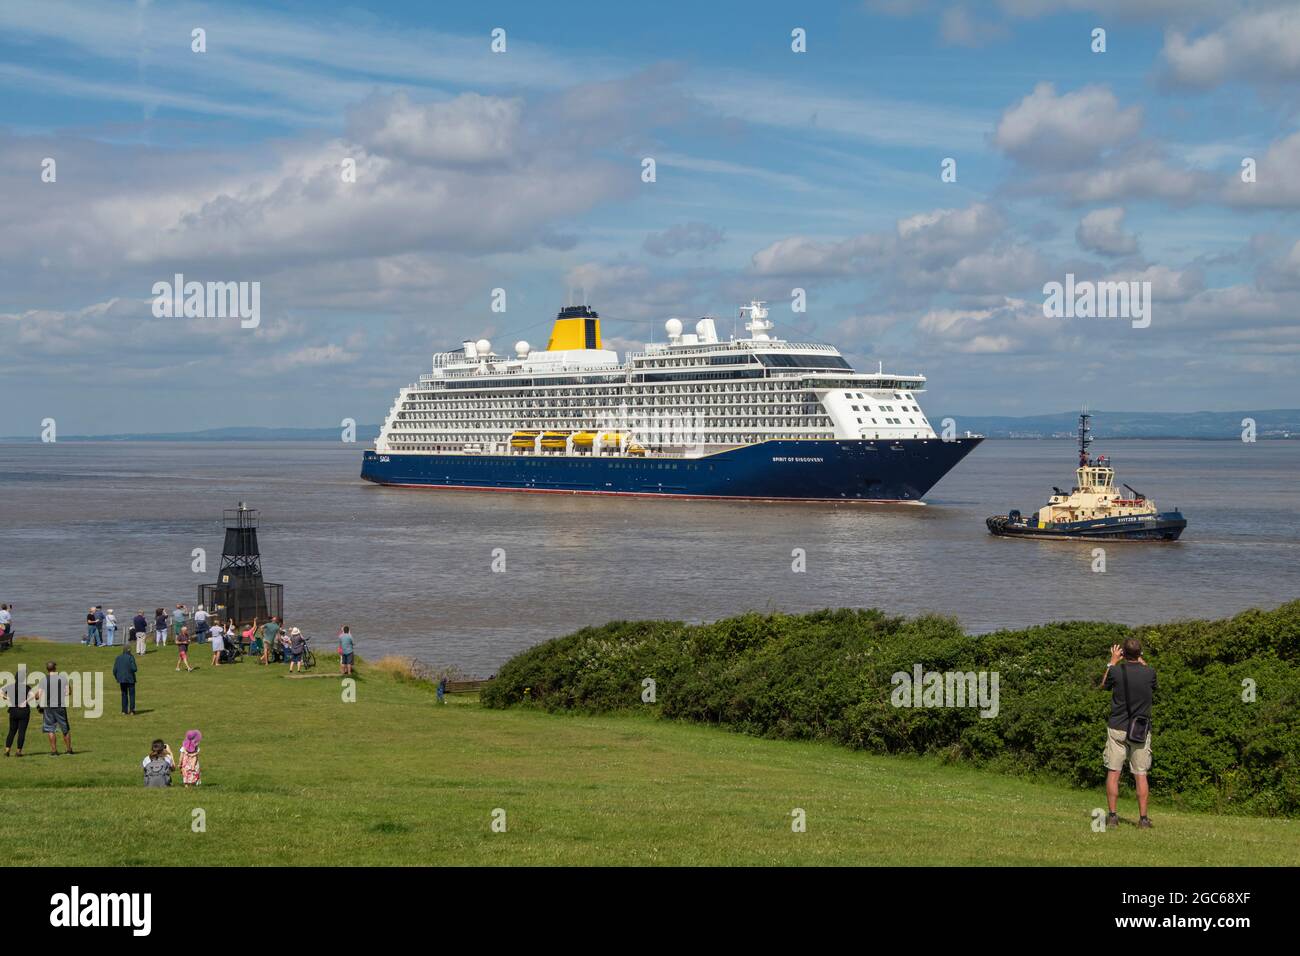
[360,302,982,502]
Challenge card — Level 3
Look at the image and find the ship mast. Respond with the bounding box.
[1077,407,1092,467]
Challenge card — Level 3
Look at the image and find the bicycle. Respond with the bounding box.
[300,637,316,670]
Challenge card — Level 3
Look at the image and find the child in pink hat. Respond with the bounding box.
[179,729,202,787]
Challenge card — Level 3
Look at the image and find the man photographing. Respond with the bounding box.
[1101,637,1156,829]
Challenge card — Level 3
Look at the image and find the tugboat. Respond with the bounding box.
[986,411,1187,541]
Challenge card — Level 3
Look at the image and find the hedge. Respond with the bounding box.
[482,602,1300,816]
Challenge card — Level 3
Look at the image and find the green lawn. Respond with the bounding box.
[0,640,1293,865]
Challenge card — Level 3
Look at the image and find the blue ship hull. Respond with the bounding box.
[360,438,982,502]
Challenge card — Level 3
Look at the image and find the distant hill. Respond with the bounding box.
[934,410,1300,440]
[2,411,1297,442]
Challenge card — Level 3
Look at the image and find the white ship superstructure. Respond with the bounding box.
[375,302,940,457]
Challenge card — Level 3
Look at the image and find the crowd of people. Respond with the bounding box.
[1,602,359,781]
[70,603,346,673]
[0,600,364,678]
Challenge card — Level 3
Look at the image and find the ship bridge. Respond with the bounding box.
[1077,461,1116,492]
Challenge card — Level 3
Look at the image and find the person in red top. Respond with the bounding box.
[175,626,194,673]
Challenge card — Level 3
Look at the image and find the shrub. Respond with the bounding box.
[481,602,1300,816]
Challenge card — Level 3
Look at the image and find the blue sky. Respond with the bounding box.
[1,0,1298,433]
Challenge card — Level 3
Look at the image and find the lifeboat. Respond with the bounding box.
[571,431,630,447]
[539,430,570,449]
[509,430,540,448]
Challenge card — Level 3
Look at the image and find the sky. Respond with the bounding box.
[1,0,1298,434]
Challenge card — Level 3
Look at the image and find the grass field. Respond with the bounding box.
[0,640,1294,866]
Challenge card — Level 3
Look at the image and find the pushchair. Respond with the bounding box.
[219,638,244,664]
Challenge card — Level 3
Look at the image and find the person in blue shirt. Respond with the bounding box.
[259,617,280,665]
[338,626,355,676]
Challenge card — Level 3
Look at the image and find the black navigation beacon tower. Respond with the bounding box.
[198,503,283,626]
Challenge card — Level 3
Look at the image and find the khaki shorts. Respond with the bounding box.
[1104,726,1152,775]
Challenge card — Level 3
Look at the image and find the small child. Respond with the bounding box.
[179,730,201,787]
[142,739,173,787]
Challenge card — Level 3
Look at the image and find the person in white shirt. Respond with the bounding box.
[193,605,209,644]
[210,623,225,667]
[0,604,12,648]
[104,609,117,647]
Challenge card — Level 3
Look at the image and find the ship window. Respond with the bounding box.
[756,354,852,370]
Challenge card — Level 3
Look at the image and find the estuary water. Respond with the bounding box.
[1,439,1296,673]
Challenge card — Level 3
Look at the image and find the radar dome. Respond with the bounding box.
[515,340,530,357]
[665,318,683,338]
[476,338,491,356]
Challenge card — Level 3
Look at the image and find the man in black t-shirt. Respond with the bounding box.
[1101,637,1157,829]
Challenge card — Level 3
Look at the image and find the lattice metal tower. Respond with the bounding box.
[198,502,283,626]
